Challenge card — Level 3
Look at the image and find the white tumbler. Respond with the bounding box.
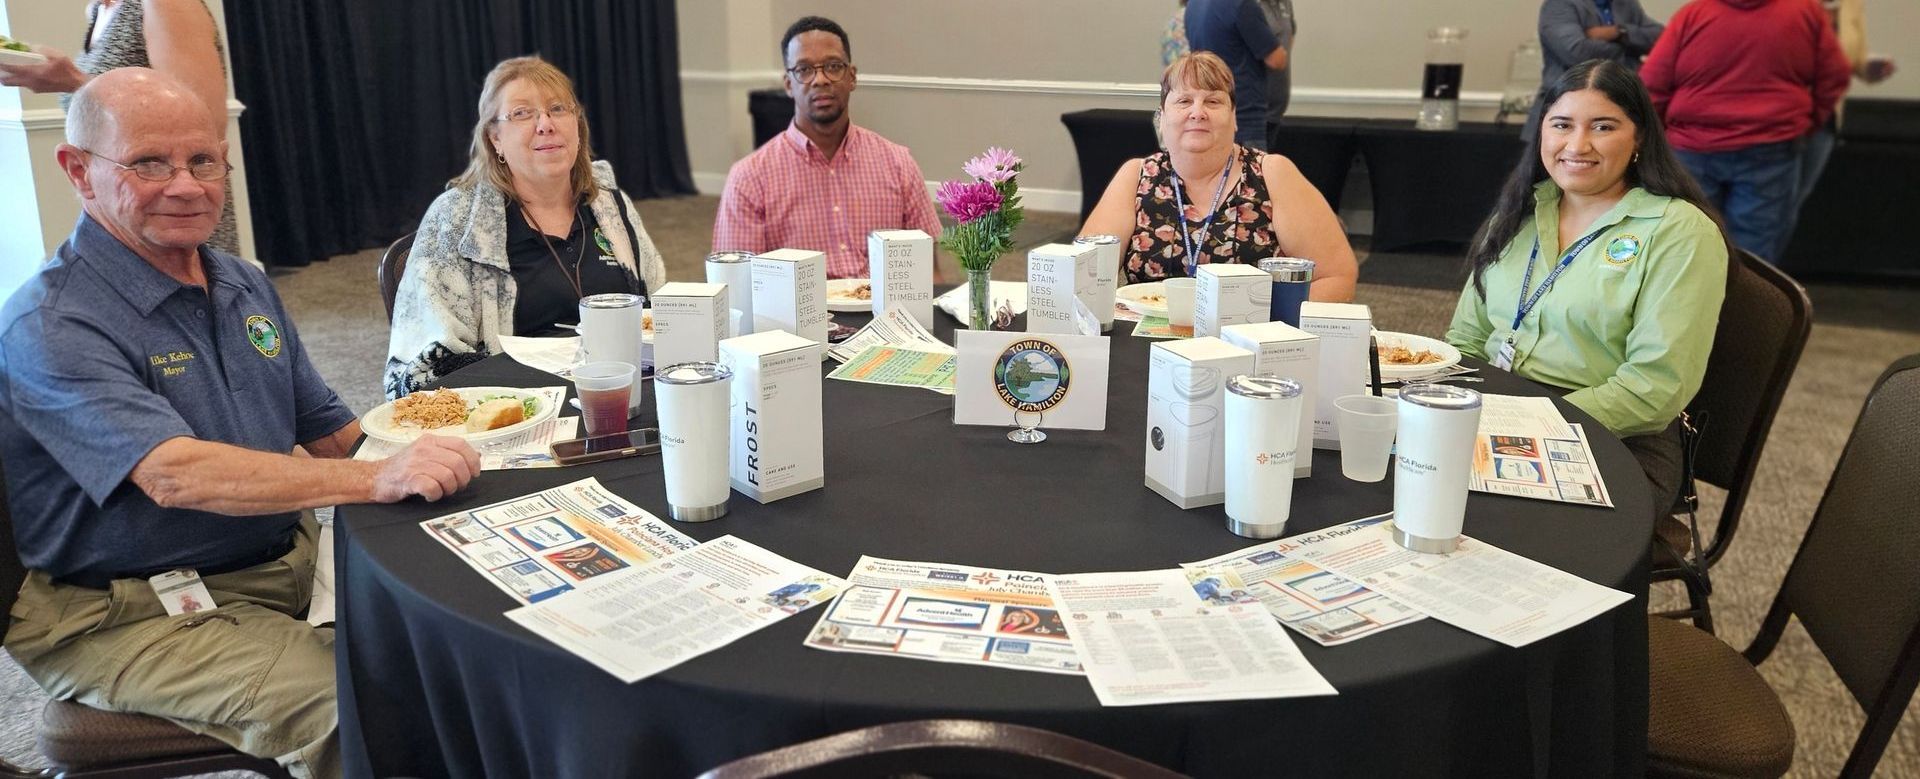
[579,293,646,414]
[655,361,734,522]
[705,251,756,336]
[1072,234,1121,333]
[1391,384,1483,553]
[1224,375,1305,539]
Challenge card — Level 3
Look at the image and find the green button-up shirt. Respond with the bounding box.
[1445,183,1727,437]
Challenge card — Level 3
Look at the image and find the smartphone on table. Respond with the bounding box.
[549,427,660,466]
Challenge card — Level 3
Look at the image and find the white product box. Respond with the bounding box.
[1297,301,1374,449]
[1221,321,1319,478]
[1072,235,1122,333]
[1025,243,1098,335]
[717,330,824,503]
[751,248,828,345]
[1195,263,1272,338]
[867,229,935,328]
[650,282,729,369]
[1145,337,1255,509]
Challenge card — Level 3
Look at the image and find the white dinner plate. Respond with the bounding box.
[1115,282,1169,318]
[1373,331,1462,378]
[824,278,874,313]
[0,48,48,66]
[360,386,559,444]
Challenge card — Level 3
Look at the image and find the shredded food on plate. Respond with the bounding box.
[391,388,468,428]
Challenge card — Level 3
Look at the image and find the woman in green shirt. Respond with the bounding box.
[1446,59,1730,515]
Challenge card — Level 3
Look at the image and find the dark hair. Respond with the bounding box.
[1465,59,1728,295]
[780,16,850,66]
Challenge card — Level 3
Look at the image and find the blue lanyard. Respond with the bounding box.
[1512,229,1605,332]
[1169,156,1234,278]
[1593,0,1616,25]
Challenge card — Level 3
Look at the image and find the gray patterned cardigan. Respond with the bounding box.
[384,160,667,398]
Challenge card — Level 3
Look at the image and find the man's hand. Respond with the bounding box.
[1585,25,1622,42]
[0,46,88,93]
[372,435,480,502]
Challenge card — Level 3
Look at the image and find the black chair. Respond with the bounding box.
[0,458,290,779]
[1653,249,1813,634]
[1648,354,1920,778]
[377,231,414,323]
[696,720,1190,779]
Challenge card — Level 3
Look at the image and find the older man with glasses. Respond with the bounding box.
[0,68,479,779]
[712,15,942,280]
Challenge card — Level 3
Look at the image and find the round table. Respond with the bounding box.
[337,313,1653,778]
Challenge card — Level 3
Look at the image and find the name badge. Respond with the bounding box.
[149,569,217,617]
[1493,338,1517,371]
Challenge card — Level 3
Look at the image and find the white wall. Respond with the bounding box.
[677,0,1920,213]
[0,0,256,297]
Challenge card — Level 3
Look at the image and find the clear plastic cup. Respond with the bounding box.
[1335,394,1398,482]
[572,361,636,436]
[1165,278,1197,333]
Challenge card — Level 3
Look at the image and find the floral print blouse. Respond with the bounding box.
[1125,147,1280,285]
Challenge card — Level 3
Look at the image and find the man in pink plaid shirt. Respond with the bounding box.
[712,16,942,279]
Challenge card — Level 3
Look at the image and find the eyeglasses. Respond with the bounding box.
[82,149,231,182]
[786,61,851,83]
[496,103,575,124]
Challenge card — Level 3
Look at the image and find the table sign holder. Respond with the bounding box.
[954,331,1111,444]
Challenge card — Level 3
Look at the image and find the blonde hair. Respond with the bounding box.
[451,56,597,201]
[1160,51,1236,108]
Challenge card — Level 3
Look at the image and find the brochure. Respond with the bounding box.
[1047,569,1337,706]
[506,535,845,683]
[803,556,1083,675]
[1181,516,1425,646]
[826,307,953,363]
[419,477,699,603]
[1471,423,1614,507]
[826,345,957,395]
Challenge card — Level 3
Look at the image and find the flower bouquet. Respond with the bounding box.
[936,147,1024,330]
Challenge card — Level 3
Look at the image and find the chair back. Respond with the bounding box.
[378,232,416,323]
[1689,249,1813,566]
[696,720,1189,779]
[0,456,23,624]
[1750,354,1920,778]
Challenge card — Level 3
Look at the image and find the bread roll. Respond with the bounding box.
[466,399,526,432]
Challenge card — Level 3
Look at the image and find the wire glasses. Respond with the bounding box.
[496,103,576,124]
[82,149,231,182]
[786,61,851,83]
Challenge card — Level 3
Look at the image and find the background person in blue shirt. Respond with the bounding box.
[1184,0,1288,150]
[1529,0,1665,139]
[0,69,479,779]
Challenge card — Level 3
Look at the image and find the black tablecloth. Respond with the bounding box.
[338,313,1652,778]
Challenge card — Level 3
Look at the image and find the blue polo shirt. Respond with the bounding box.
[0,214,357,582]
[1185,0,1280,146]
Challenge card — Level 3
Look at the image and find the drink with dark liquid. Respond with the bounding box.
[579,386,631,436]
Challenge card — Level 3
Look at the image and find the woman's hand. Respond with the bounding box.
[0,45,88,94]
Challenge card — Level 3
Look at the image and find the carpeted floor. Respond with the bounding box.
[3,195,1917,777]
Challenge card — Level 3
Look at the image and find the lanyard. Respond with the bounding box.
[1511,228,1605,333]
[1169,155,1234,278]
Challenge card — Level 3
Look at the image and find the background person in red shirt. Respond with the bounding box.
[1639,0,1850,263]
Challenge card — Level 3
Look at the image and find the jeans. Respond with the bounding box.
[1675,140,1803,263]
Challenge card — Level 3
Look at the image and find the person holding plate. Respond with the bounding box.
[386,56,667,399]
[0,69,479,779]
[1077,51,1356,301]
[1444,59,1729,515]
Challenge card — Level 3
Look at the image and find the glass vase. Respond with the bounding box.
[966,267,993,331]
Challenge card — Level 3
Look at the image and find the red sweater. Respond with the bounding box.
[1640,0,1850,153]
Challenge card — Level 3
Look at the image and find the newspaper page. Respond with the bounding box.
[498,335,580,378]
[419,477,699,603]
[1471,423,1614,507]
[1289,518,1633,648]
[1477,393,1576,440]
[1181,516,1425,646]
[803,557,1082,675]
[827,307,953,363]
[826,345,957,395]
[1047,570,1336,706]
[505,535,846,683]
[356,387,575,470]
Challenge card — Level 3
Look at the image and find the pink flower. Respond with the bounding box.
[962,146,1022,182]
[936,180,1003,224]
[1153,225,1179,243]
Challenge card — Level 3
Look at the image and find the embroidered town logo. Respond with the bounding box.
[1604,234,1641,265]
[993,339,1070,412]
[244,315,281,358]
[592,227,618,265]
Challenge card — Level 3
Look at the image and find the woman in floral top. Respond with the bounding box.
[1080,52,1356,300]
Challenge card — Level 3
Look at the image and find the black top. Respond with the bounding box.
[505,200,636,337]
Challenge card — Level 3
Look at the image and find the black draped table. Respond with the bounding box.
[1060,109,1524,251]
[337,312,1652,778]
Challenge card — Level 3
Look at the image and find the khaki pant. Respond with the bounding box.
[4,515,338,779]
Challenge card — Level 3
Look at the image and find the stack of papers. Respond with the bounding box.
[826,308,952,363]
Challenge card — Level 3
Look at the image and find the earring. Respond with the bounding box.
[1632,151,1640,164]
[496,152,507,163]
